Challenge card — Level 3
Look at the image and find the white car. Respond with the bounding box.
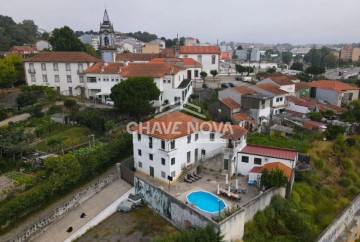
[105,98,114,105]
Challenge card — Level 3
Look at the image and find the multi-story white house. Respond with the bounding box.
[82,62,124,102]
[131,111,248,183]
[131,111,297,184]
[179,46,221,74]
[121,63,193,112]
[249,83,288,115]
[24,52,100,96]
[257,75,296,95]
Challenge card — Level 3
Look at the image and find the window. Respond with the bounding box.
[67,75,72,83]
[167,79,171,83]
[170,140,175,149]
[137,133,141,141]
[42,75,48,82]
[161,171,166,178]
[187,135,191,143]
[171,171,175,177]
[241,156,249,163]
[201,149,206,156]
[68,87,73,96]
[149,137,153,148]
[31,75,36,82]
[197,55,202,63]
[187,151,191,163]
[161,158,165,166]
[138,161,142,168]
[254,158,262,165]
[163,79,166,83]
[78,63,83,72]
[79,76,84,83]
[41,63,46,71]
[149,154,153,161]
[161,140,165,150]
[53,63,58,71]
[66,63,71,71]
[29,63,34,71]
[195,133,199,141]
[276,97,283,102]
[195,70,199,78]
[138,149,142,156]
[55,75,60,83]
[211,55,216,64]
[210,133,215,141]
[171,157,175,165]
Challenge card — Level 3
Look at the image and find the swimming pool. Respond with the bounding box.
[186,190,227,213]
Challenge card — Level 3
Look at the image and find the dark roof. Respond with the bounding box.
[24,52,100,62]
[177,79,191,89]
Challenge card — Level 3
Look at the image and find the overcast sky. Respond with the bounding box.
[1,0,360,45]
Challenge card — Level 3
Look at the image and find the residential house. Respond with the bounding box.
[8,46,38,57]
[240,94,272,123]
[257,75,296,95]
[24,52,100,96]
[220,52,232,61]
[148,39,166,49]
[294,82,310,97]
[286,95,317,114]
[270,124,294,137]
[231,113,257,132]
[218,86,258,105]
[184,37,197,46]
[248,162,293,186]
[142,43,161,54]
[308,80,360,107]
[235,49,248,61]
[249,83,288,115]
[82,62,124,102]
[121,63,192,112]
[250,48,260,62]
[179,46,221,74]
[208,98,241,122]
[303,120,327,132]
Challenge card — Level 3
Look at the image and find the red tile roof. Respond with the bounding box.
[131,111,247,140]
[220,98,241,110]
[303,120,326,129]
[286,95,305,105]
[121,63,184,78]
[255,83,288,95]
[83,62,124,74]
[267,75,294,85]
[298,101,317,108]
[10,45,37,52]
[295,82,309,91]
[250,162,292,179]
[319,103,347,113]
[24,52,100,62]
[308,80,360,92]
[179,46,221,54]
[240,144,297,160]
[115,53,160,62]
[149,57,201,67]
[220,52,232,60]
[284,109,306,117]
[160,48,176,58]
[232,113,257,126]
[232,86,258,95]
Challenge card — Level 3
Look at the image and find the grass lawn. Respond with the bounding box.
[5,171,36,185]
[33,126,90,152]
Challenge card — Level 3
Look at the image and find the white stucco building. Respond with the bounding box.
[179,46,221,74]
[257,75,296,95]
[24,52,100,96]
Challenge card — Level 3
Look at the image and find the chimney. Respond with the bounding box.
[100,67,104,73]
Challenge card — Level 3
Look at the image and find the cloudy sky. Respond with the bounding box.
[1,0,360,44]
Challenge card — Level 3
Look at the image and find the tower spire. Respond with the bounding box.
[103,8,110,23]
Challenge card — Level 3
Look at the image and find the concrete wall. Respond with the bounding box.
[315,88,340,106]
[9,173,119,242]
[316,194,360,242]
[64,188,134,242]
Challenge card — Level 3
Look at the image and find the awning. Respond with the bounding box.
[94,92,110,96]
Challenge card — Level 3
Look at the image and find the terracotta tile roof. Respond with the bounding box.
[255,83,288,95]
[10,46,37,52]
[232,86,258,95]
[83,62,124,74]
[284,109,306,117]
[249,162,292,179]
[160,48,176,58]
[220,52,232,60]
[179,46,221,54]
[149,57,201,67]
[121,63,185,78]
[299,96,311,101]
[286,95,305,105]
[232,113,253,122]
[240,144,297,160]
[220,98,241,110]
[24,52,100,62]
[267,75,294,85]
[298,101,317,108]
[295,82,309,91]
[308,80,360,92]
[319,103,347,113]
[131,111,247,140]
[115,53,160,62]
[303,120,326,129]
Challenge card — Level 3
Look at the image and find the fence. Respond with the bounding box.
[119,157,135,186]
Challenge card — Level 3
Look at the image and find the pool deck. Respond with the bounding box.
[135,169,260,213]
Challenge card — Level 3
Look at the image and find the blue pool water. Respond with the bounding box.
[186,191,226,213]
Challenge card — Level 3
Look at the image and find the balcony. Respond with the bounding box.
[28,69,36,74]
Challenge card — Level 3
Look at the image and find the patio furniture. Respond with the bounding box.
[187,174,197,182]
[184,177,192,183]
[193,172,202,179]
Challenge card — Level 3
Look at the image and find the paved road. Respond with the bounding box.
[325,67,360,80]
[0,90,20,107]
[0,113,30,127]
[32,178,132,242]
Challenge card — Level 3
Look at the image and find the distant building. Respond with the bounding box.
[149,39,166,49]
[179,46,221,74]
[78,34,92,45]
[235,49,248,61]
[250,48,260,62]
[36,40,51,51]
[142,43,161,54]
[184,37,197,46]
[8,46,38,57]
[340,47,360,62]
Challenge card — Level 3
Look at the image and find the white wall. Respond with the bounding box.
[179,53,219,74]
[84,73,122,100]
[258,78,295,95]
[315,88,340,106]
[286,102,310,114]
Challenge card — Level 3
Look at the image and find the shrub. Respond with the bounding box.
[348,187,359,196]
[314,159,325,170]
[343,158,353,170]
[339,177,352,187]
[63,98,77,110]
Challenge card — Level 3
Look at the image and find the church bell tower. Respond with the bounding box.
[99,9,116,62]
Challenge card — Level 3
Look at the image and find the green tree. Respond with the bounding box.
[282,51,293,65]
[49,26,84,51]
[0,54,23,89]
[296,72,311,82]
[200,71,208,81]
[266,67,277,74]
[210,69,218,81]
[44,154,82,193]
[235,64,247,76]
[110,77,160,121]
[74,111,105,133]
[18,20,38,43]
[261,168,288,189]
[305,65,325,78]
[83,43,100,58]
[324,125,346,140]
[290,62,303,71]
[308,111,323,121]
[16,91,38,108]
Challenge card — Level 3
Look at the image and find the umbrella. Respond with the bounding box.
[235,179,238,189]
[217,184,220,195]
[225,174,228,185]
[227,186,230,196]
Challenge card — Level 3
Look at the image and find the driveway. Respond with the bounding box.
[0,113,30,127]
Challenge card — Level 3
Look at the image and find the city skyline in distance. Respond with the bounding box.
[1,0,360,45]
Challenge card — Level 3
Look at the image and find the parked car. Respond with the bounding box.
[105,98,114,105]
[235,76,242,81]
[202,83,210,89]
[118,200,135,213]
[228,82,235,87]
[221,83,230,88]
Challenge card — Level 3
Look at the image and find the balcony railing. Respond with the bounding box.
[28,69,36,74]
